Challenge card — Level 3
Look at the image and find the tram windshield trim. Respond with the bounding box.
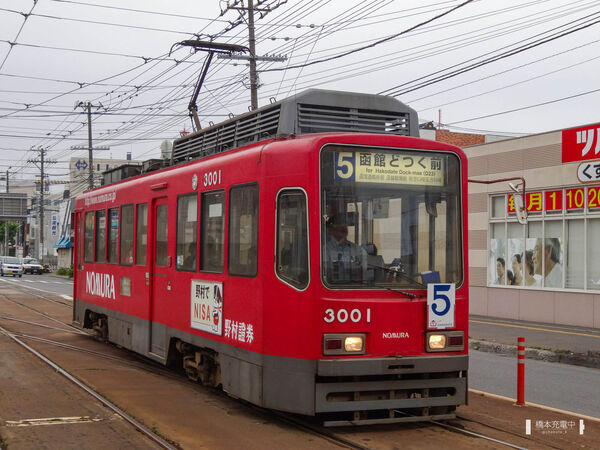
[320,144,463,290]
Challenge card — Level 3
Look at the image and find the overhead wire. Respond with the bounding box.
[1,0,600,167]
[0,1,38,71]
[46,0,230,23]
[446,86,600,126]
[259,0,476,72]
[380,8,600,96]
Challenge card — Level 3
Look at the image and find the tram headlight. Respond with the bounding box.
[426,331,464,352]
[323,333,366,355]
[428,334,447,349]
[344,336,364,352]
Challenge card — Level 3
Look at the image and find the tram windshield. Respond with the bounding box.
[320,145,463,289]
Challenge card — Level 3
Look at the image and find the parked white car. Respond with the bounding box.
[0,256,23,277]
[22,257,44,274]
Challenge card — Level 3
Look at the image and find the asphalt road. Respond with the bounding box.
[470,315,600,354]
[0,274,73,299]
[469,349,600,419]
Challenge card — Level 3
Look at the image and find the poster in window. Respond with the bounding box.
[532,237,563,288]
[489,238,506,285]
[524,239,542,287]
[507,239,524,286]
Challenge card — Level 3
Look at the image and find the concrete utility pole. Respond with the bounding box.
[247,0,258,110]
[28,147,56,260]
[220,1,287,110]
[74,101,103,190]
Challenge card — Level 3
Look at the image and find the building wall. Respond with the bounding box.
[463,126,600,329]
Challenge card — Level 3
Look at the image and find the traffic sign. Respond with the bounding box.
[75,159,88,170]
[577,160,600,183]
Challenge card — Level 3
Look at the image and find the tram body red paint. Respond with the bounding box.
[73,129,469,422]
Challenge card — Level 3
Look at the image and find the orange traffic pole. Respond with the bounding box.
[517,337,525,405]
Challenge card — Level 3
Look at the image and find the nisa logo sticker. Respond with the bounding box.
[86,272,116,299]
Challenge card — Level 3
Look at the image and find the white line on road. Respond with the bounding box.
[0,277,73,298]
[5,416,103,427]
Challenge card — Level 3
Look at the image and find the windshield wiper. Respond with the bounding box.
[380,284,421,299]
[340,278,421,299]
[367,262,427,289]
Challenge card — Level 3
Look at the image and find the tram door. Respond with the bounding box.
[150,197,169,358]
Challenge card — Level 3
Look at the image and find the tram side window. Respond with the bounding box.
[78,216,84,269]
[136,203,148,265]
[120,204,134,266]
[155,204,168,267]
[228,184,259,277]
[176,194,198,271]
[84,211,94,263]
[276,190,309,289]
[107,207,119,264]
[200,190,225,272]
[95,210,106,263]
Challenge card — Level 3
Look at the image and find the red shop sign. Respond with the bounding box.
[563,124,600,163]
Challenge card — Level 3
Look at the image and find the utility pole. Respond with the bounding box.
[28,147,56,261]
[247,0,258,110]
[3,167,10,255]
[74,101,103,190]
[220,1,287,110]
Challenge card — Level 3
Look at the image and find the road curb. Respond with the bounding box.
[469,339,600,369]
[468,389,600,423]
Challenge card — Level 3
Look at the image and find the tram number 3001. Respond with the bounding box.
[203,169,222,187]
[324,308,371,324]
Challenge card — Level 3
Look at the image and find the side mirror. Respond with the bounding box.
[514,194,527,225]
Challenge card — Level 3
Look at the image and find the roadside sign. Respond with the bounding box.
[563,124,600,163]
[577,160,600,183]
[427,283,455,329]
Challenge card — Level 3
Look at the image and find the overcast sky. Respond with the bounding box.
[1,0,600,185]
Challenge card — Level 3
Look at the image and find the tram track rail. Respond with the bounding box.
[454,414,566,450]
[1,309,533,450]
[268,407,533,450]
[0,294,83,335]
[0,323,178,450]
[0,286,568,449]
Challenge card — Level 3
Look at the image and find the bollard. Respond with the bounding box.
[517,336,525,405]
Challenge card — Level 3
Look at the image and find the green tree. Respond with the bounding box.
[0,222,20,255]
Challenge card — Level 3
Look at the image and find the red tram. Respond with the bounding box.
[73,90,468,425]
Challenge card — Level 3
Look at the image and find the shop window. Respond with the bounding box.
[491,196,505,219]
[566,220,584,289]
[507,222,524,286]
[587,218,600,290]
[489,186,600,291]
[488,222,505,285]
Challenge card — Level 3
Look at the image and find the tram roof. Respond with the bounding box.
[171,89,419,165]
